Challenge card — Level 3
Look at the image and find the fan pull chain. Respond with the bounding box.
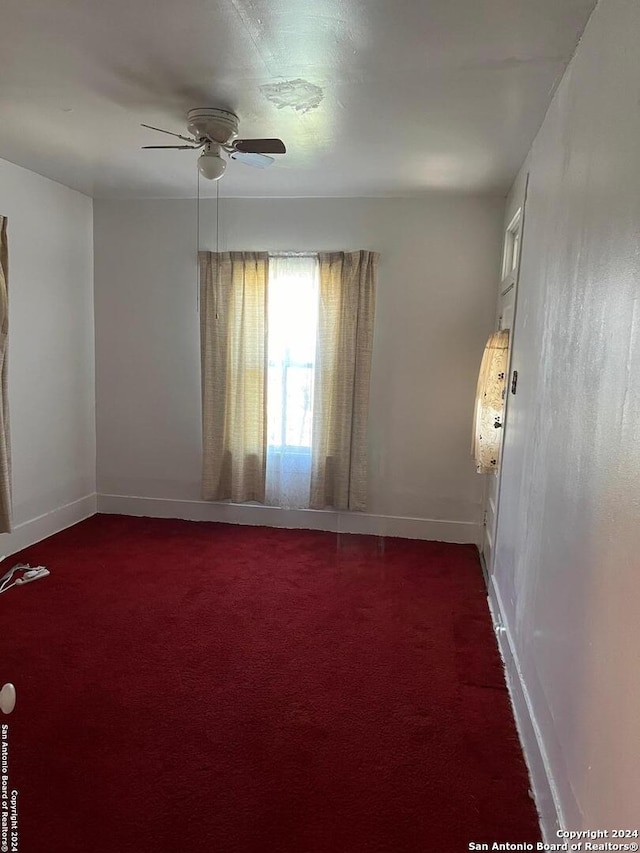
[215,179,220,320]
[196,168,200,314]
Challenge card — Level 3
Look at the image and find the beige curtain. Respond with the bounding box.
[310,250,378,511]
[199,251,269,502]
[472,329,510,474]
[0,217,11,533]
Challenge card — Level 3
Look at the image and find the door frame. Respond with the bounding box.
[480,173,529,577]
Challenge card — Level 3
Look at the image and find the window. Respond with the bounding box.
[199,249,377,510]
[501,209,522,281]
[265,255,319,508]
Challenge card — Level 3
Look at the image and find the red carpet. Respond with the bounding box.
[2,515,540,851]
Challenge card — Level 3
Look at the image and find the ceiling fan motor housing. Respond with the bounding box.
[187,108,239,145]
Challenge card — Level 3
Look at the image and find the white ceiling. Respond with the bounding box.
[0,0,596,198]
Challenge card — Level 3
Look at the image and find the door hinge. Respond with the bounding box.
[483,510,488,528]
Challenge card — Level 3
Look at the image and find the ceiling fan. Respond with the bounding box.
[141,108,287,181]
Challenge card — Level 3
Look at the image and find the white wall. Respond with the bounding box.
[0,159,96,555]
[94,195,503,541]
[493,0,640,833]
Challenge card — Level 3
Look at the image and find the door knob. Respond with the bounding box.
[0,683,16,714]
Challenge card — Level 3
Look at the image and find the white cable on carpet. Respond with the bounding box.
[0,560,50,595]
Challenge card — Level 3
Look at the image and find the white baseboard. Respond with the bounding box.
[96,494,481,544]
[487,575,562,841]
[0,493,97,558]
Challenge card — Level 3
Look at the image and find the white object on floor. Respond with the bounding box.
[0,563,50,595]
[16,567,50,584]
[0,683,16,715]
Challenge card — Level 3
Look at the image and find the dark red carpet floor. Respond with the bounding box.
[1,514,540,852]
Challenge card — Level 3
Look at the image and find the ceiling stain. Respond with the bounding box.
[260,79,324,114]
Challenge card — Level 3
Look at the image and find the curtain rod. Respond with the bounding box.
[199,251,319,257]
[269,251,318,257]
[200,251,354,257]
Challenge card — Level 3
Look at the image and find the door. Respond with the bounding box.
[481,198,525,573]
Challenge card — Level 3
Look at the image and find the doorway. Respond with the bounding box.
[481,195,525,573]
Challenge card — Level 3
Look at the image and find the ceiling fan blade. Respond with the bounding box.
[141,123,199,144]
[142,144,202,150]
[230,151,275,169]
[233,138,286,155]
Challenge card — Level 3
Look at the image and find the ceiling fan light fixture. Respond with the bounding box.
[198,152,227,181]
[141,110,286,179]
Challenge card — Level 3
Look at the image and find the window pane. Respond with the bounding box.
[267,363,284,446]
[267,256,319,450]
[284,366,314,447]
